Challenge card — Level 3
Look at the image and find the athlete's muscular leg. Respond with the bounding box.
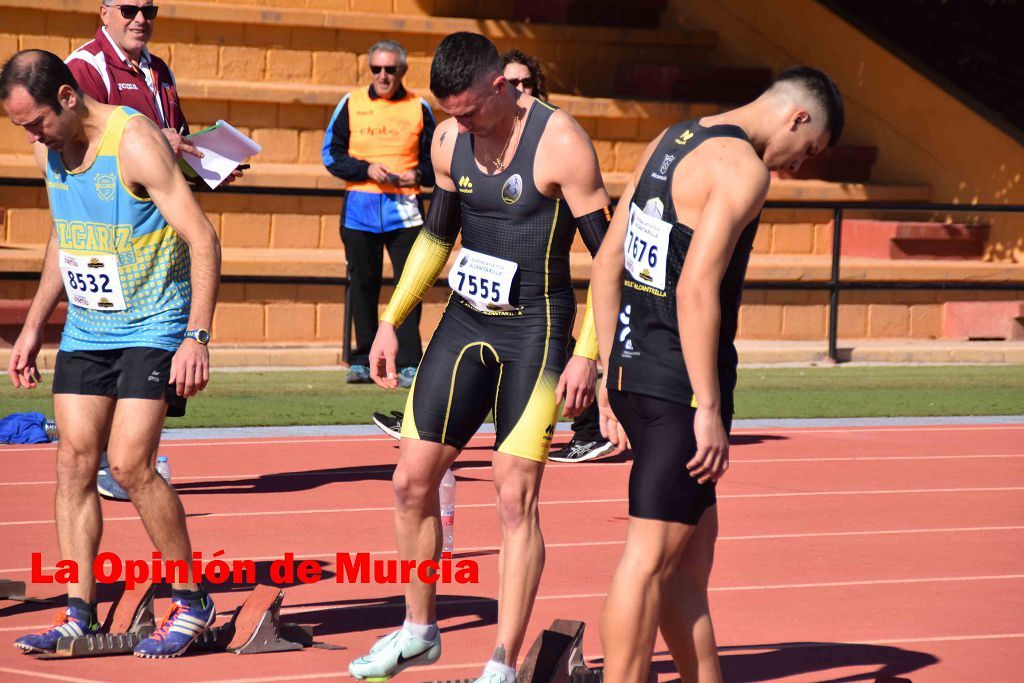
[600,517,696,683]
[658,506,722,683]
[53,394,115,602]
[489,453,546,666]
[392,438,460,624]
[106,398,198,591]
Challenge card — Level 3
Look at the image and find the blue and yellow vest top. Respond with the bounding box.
[46,106,190,352]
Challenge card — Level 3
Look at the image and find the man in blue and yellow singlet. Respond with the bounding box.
[1,50,221,659]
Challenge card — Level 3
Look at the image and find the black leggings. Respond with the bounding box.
[609,390,732,525]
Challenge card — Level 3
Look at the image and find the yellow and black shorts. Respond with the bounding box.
[401,293,574,462]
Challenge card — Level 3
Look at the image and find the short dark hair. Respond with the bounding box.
[500,49,548,102]
[0,49,81,114]
[430,32,501,100]
[772,65,845,147]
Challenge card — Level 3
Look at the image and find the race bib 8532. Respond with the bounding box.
[59,251,126,311]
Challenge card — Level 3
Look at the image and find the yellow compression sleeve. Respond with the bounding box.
[380,230,453,328]
[574,286,599,360]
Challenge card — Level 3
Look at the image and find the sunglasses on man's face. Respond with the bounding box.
[370,65,399,75]
[110,4,159,21]
[506,77,535,90]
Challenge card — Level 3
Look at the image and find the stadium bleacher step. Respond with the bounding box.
[615,64,772,103]
[943,301,1024,341]
[841,220,991,260]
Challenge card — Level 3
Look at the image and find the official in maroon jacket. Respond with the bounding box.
[66,0,198,160]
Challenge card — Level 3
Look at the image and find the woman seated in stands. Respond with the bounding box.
[501,49,549,102]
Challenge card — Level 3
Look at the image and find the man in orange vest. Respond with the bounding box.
[323,40,436,386]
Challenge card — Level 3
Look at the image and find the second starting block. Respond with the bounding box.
[516,619,602,683]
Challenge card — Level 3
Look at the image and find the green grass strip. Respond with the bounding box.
[1,365,1021,428]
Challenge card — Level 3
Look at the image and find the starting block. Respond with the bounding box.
[35,582,158,658]
[423,620,600,683]
[34,583,313,658]
[193,584,314,654]
[516,620,602,683]
[0,579,53,603]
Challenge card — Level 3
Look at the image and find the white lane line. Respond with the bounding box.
[0,436,396,453]
[5,524,1023,575]
[5,487,1024,527]
[7,451,1024,487]
[189,631,1024,683]
[0,667,111,683]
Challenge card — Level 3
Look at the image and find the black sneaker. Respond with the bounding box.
[548,439,615,463]
[372,411,403,440]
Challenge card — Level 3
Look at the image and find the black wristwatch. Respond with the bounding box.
[184,329,211,345]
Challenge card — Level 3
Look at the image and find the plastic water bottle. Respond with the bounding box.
[439,469,456,554]
[156,456,171,485]
[44,420,59,441]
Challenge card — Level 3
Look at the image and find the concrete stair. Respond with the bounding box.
[615,64,771,103]
[0,0,718,97]
[943,301,1024,341]
[513,0,669,28]
[841,220,990,260]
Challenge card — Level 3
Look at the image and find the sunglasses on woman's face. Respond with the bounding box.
[506,78,535,90]
[370,65,399,75]
[111,4,159,21]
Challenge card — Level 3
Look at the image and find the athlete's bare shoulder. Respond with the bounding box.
[540,107,594,156]
[118,112,178,191]
[536,106,602,194]
[683,136,768,202]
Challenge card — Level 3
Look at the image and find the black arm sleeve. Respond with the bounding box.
[417,103,437,187]
[322,99,370,182]
[380,187,461,327]
[423,185,460,243]
[575,206,613,256]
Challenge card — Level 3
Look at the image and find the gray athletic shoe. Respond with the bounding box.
[397,366,417,389]
[346,364,372,384]
[96,452,130,501]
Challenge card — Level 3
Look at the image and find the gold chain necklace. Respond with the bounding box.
[486,109,521,172]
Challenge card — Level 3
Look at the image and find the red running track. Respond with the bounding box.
[1,423,1022,682]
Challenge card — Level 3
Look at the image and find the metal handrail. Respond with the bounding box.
[2,177,1022,363]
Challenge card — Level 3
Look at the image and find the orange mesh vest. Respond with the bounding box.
[345,88,424,195]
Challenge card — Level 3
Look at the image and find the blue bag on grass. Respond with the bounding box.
[0,412,49,444]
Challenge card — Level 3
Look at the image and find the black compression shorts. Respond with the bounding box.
[608,389,732,524]
[401,294,574,461]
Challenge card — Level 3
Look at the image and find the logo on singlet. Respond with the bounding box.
[458,176,474,194]
[674,130,694,146]
[651,153,676,181]
[618,305,637,356]
[94,173,116,202]
[501,174,523,205]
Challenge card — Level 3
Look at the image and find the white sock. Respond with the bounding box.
[483,659,516,682]
[402,619,438,641]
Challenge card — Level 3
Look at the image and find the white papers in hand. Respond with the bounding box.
[181,120,261,189]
